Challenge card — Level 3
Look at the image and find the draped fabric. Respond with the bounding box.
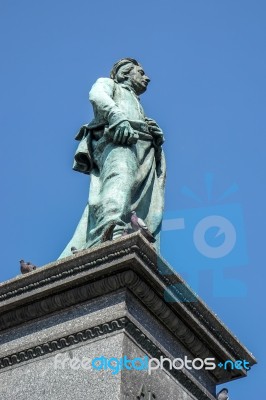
[59,78,166,259]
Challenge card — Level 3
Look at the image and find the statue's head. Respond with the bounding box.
[110,58,150,95]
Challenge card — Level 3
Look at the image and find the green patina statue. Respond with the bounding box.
[59,58,166,258]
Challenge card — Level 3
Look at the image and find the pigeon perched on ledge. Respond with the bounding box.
[130,211,156,243]
[20,260,37,274]
[216,388,229,400]
[71,246,80,255]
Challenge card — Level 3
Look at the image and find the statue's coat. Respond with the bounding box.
[59,78,166,258]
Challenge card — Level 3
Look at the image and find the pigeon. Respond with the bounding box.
[101,222,116,242]
[216,388,229,400]
[130,211,156,243]
[71,246,80,255]
[20,260,37,274]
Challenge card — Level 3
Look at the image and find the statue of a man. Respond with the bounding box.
[59,58,166,258]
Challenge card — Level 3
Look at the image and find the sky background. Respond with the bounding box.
[0,0,265,398]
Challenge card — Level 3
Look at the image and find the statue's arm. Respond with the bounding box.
[89,78,138,145]
[89,78,126,129]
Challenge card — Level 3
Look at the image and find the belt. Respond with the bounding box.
[134,131,153,141]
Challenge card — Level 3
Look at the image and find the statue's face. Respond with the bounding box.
[128,65,150,95]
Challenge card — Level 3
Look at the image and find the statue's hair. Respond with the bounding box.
[110,58,140,82]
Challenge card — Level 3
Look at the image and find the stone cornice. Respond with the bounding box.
[0,271,218,374]
[0,233,256,382]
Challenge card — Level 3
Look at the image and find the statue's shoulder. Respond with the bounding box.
[92,77,115,88]
[90,77,116,98]
[95,77,113,83]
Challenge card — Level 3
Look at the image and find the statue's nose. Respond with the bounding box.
[144,75,150,83]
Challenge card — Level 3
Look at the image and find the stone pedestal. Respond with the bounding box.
[0,233,256,399]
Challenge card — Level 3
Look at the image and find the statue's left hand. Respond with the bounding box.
[145,118,165,146]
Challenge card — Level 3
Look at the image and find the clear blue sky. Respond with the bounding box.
[0,0,265,398]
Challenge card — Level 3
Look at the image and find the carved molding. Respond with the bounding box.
[126,322,217,399]
[0,271,211,359]
[0,317,127,369]
[0,246,135,302]
[0,270,230,381]
[0,316,215,400]
[0,237,255,371]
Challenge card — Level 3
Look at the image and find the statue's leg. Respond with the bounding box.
[86,144,138,247]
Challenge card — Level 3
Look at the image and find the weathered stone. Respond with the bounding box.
[0,234,256,399]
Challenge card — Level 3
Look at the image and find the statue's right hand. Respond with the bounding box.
[112,121,139,145]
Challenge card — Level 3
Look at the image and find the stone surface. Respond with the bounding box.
[0,333,124,400]
[0,233,256,399]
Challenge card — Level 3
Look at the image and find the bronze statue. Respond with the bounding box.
[59,58,166,258]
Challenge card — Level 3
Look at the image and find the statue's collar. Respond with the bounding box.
[120,83,140,99]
